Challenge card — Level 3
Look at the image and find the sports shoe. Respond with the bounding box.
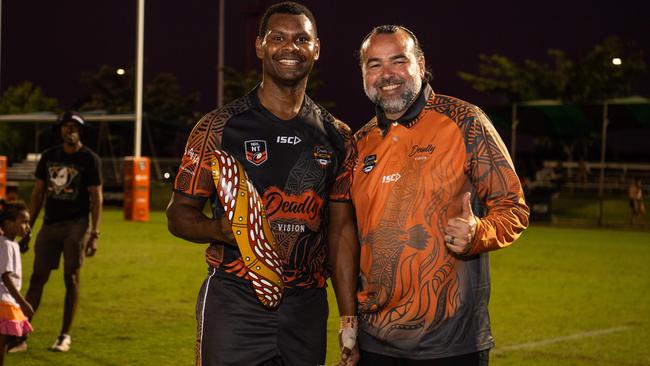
[7,340,27,353]
[50,334,71,352]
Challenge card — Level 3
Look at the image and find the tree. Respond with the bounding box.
[458,50,575,102]
[459,36,647,163]
[144,73,201,127]
[0,81,59,114]
[459,36,646,104]
[569,36,647,104]
[77,65,134,113]
[76,66,201,157]
[222,66,261,105]
[0,82,59,162]
[78,65,200,124]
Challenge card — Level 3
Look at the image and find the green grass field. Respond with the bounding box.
[8,210,650,366]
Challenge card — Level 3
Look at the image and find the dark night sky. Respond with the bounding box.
[2,0,649,130]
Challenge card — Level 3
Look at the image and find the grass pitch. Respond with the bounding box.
[8,210,650,365]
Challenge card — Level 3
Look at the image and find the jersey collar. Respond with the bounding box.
[376,83,433,131]
[249,84,315,122]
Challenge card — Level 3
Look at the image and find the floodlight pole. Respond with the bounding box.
[0,0,3,95]
[217,0,225,108]
[134,0,145,157]
[597,102,609,227]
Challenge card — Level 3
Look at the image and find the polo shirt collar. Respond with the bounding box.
[376,83,433,130]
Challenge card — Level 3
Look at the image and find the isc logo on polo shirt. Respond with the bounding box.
[381,173,401,183]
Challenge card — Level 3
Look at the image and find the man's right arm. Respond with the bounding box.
[167,107,235,244]
[329,201,360,366]
[29,179,46,226]
[166,192,233,244]
[18,178,46,252]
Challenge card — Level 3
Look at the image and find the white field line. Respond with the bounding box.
[492,326,630,355]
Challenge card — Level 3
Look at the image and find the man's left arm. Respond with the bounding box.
[446,111,529,255]
[467,111,529,254]
[86,184,103,256]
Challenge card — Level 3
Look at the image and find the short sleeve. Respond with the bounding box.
[35,153,47,181]
[86,151,102,187]
[173,110,227,199]
[0,240,14,274]
[329,119,356,202]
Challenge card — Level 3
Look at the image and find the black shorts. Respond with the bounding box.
[33,218,89,272]
[358,349,489,366]
[196,267,328,366]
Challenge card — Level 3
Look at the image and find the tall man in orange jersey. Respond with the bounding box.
[329,25,529,365]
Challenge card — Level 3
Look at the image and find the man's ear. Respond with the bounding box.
[255,36,264,59]
[418,55,425,79]
[314,38,320,61]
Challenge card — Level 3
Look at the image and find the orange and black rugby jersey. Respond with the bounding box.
[174,89,354,289]
[347,84,529,358]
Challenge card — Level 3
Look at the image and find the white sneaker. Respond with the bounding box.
[7,340,27,353]
[50,334,71,352]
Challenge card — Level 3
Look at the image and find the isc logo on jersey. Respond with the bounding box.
[276,136,302,145]
[381,173,401,183]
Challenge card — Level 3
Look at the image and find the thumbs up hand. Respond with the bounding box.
[444,192,477,255]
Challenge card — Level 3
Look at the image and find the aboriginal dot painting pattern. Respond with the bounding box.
[211,149,284,309]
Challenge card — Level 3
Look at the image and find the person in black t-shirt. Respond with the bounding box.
[166,2,355,365]
[13,111,103,353]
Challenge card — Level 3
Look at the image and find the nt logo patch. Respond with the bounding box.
[245,140,268,166]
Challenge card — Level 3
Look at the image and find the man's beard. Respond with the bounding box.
[365,76,422,115]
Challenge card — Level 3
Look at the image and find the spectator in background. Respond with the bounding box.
[577,159,589,185]
[13,111,103,353]
[629,177,645,225]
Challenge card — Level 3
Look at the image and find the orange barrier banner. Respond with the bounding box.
[0,156,6,200]
[123,157,150,221]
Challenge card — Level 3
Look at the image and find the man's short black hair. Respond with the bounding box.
[259,1,317,37]
[359,24,432,82]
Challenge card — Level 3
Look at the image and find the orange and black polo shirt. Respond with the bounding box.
[174,88,354,289]
[345,84,529,358]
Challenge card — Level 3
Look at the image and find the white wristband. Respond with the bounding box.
[339,315,358,350]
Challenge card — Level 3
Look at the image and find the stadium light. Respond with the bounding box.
[116,68,126,76]
[612,57,622,66]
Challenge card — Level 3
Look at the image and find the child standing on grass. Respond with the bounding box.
[0,200,34,363]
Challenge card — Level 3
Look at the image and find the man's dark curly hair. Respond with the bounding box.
[0,200,28,226]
